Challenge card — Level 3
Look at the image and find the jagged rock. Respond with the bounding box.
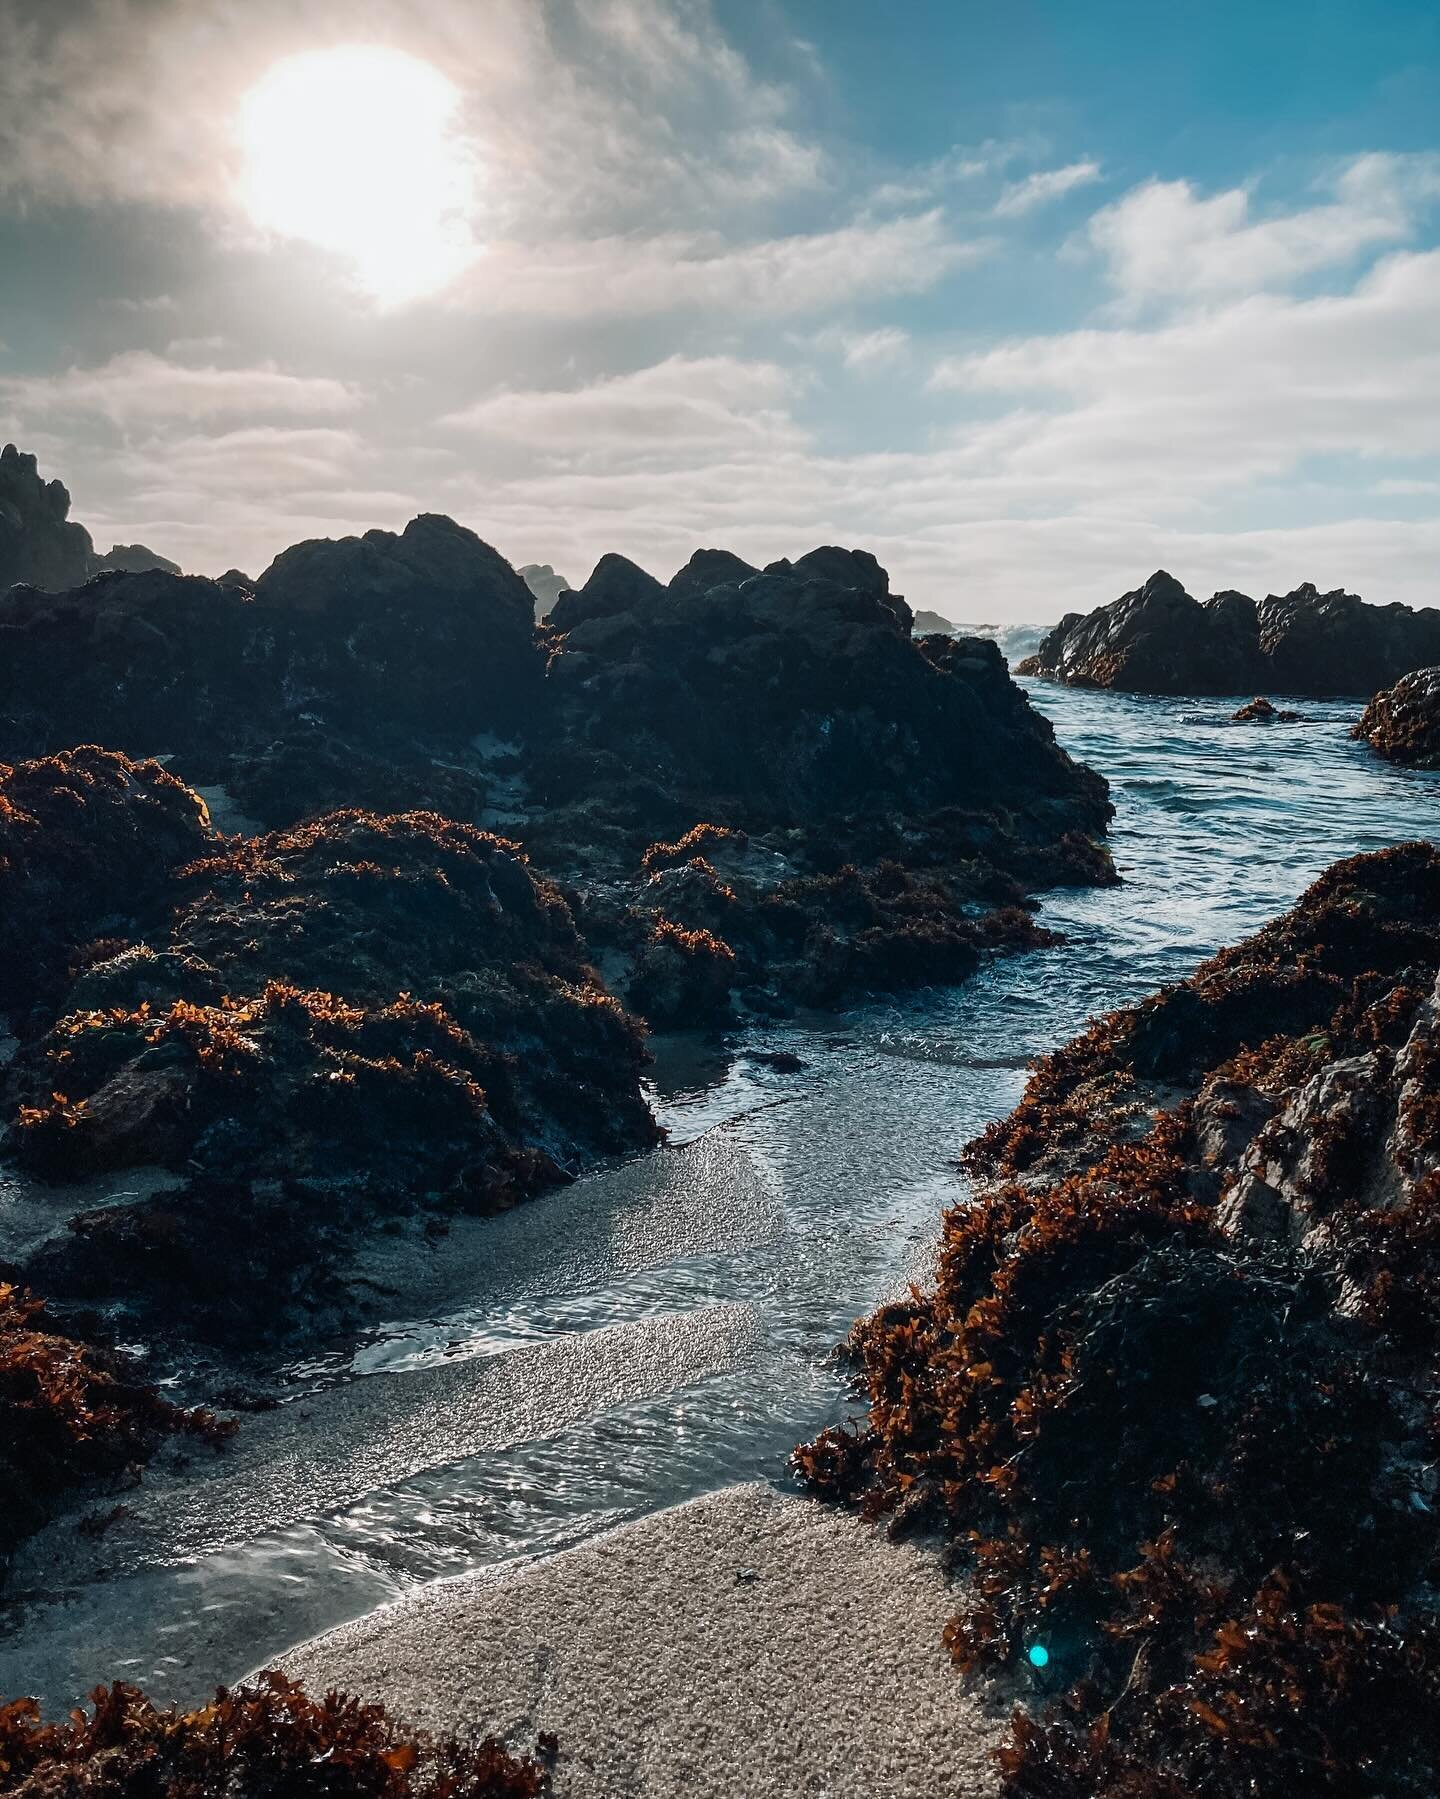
[0,443,95,594]
[798,842,1440,1795]
[217,568,255,592]
[517,561,571,619]
[1021,570,1440,696]
[1354,665,1440,767]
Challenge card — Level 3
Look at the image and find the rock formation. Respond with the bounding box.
[1020,569,1440,696]
[0,443,176,592]
[517,561,571,619]
[798,842,1440,1796]
[1231,695,1302,722]
[1354,665,1440,767]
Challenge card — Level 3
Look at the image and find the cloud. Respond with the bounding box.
[930,247,1440,501]
[455,211,982,318]
[0,352,362,428]
[806,325,911,370]
[994,160,1102,217]
[1088,152,1440,304]
[441,355,804,454]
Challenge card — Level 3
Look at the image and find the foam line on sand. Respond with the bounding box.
[282,1481,1003,1798]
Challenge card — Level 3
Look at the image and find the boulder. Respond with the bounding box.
[1353,665,1440,768]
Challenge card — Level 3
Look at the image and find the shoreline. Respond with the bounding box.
[281,1482,1006,1799]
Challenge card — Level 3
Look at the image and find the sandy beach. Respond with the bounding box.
[282,1482,1005,1799]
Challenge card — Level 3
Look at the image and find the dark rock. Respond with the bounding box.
[0,443,95,594]
[13,807,659,1337]
[92,544,181,577]
[217,568,255,592]
[1021,569,1440,696]
[666,547,758,601]
[797,841,1440,1795]
[547,552,665,633]
[1353,665,1440,767]
[1231,696,1302,723]
[0,747,211,1016]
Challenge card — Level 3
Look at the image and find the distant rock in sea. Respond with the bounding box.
[1354,664,1440,767]
[518,560,572,619]
[1,443,178,591]
[1019,568,1440,695]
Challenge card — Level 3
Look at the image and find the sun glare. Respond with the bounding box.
[237,46,480,304]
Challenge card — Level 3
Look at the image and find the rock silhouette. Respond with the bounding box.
[1021,569,1440,695]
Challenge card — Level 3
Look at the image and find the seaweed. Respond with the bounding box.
[795,844,1440,1796]
[0,1671,549,1798]
[0,1282,231,1558]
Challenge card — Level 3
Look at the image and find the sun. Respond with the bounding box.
[237,46,480,304]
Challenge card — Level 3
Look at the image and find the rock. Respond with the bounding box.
[1353,665,1440,767]
[0,747,212,1017]
[253,514,541,734]
[1231,696,1303,723]
[91,544,181,577]
[0,443,95,594]
[547,552,665,634]
[798,840,1440,1795]
[667,548,758,601]
[1021,569,1440,696]
[13,807,658,1338]
[910,608,956,635]
[217,568,255,592]
[517,561,572,620]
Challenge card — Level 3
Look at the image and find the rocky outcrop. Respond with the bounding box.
[0,747,212,1017]
[1,444,178,593]
[0,477,1113,1024]
[532,547,1112,1015]
[1021,570,1440,696]
[1354,665,1440,767]
[797,843,1440,1797]
[10,805,656,1337]
[517,561,571,619]
[0,443,95,593]
[91,543,181,577]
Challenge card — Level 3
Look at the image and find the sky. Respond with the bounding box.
[2,0,1439,620]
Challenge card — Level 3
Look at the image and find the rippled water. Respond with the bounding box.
[3,685,1436,1710]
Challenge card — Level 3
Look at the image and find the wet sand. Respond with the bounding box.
[284,1482,1004,1799]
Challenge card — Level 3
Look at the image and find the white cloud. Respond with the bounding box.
[0,352,362,428]
[1088,152,1440,303]
[455,211,981,318]
[441,355,804,454]
[994,159,1101,217]
[807,325,911,369]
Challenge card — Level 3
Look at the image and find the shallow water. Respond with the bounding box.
[2,685,1437,1710]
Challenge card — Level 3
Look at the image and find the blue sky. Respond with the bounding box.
[2,0,1438,618]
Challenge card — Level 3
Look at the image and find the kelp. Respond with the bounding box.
[0,1282,231,1558]
[795,843,1440,1796]
[0,1673,549,1799]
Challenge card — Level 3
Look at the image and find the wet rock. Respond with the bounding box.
[1022,569,1440,696]
[1231,696,1303,723]
[0,747,211,1017]
[798,841,1440,1797]
[1354,665,1440,768]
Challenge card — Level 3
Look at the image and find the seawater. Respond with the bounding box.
[2,685,1436,1709]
